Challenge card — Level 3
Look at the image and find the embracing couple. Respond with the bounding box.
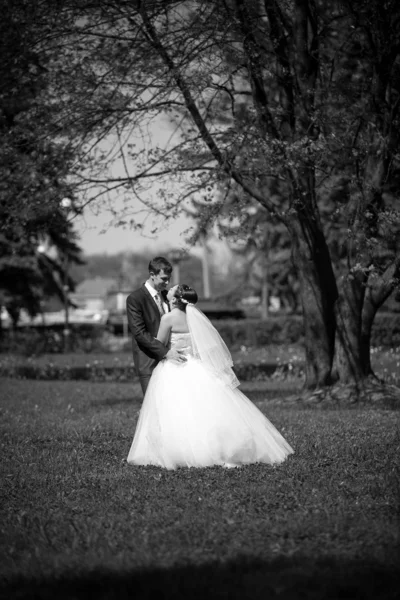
[126,256,294,470]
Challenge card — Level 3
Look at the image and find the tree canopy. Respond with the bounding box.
[0,0,84,324]
[3,0,400,399]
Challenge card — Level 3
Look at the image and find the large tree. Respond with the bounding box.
[26,0,400,399]
[0,0,84,327]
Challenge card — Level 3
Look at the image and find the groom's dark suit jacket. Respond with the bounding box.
[126,284,169,378]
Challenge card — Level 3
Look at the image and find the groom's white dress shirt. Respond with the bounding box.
[145,281,169,314]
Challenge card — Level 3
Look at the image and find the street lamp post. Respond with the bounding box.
[60,198,72,353]
[62,254,71,353]
[37,244,48,326]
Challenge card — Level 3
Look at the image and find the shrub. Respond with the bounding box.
[0,312,398,357]
[370,313,400,347]
[213,316,304,349]
[213,312,400,349]
[0,323,108,355]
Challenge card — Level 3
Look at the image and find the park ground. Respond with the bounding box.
[1,358,400,599]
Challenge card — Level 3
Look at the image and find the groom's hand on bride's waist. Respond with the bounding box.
[165,348,187,363]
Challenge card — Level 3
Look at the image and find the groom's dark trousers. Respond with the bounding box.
[126,284,169,396]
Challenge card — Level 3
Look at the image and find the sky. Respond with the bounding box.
[74,205,195,256]
[73,110,200,256]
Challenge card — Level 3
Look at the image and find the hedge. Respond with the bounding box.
[0,312,399,356]
[370,312,400,347]
[0,324,109,355]
[214,313,400,349]
[214,317,304,348]
[0,317,303,354]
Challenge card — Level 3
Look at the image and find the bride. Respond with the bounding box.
[127,284,294,469]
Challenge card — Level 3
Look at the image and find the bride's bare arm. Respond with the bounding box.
[156,314,187,362]
[156,314,172,345]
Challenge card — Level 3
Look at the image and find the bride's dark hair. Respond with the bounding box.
[174,284,198,310]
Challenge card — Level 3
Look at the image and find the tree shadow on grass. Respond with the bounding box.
[1,555,399,600]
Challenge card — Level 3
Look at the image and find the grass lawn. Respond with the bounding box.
[1,378,399,599]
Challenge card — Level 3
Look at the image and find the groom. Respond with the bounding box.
[126,256,186,396]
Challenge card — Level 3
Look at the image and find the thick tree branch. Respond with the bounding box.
[263,0,295,132]
[138,2,284,220]
[233,0,280,140]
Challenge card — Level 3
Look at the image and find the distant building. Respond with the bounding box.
[106,288,131,312]
[70,277,118,312]
[71,277,133,334]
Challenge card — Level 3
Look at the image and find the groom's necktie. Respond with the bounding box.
[154,293,165,316]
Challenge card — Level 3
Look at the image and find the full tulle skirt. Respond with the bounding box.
[127,356,294,469]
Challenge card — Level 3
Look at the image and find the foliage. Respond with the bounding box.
[1,334,399,389]
[0,340,305,381]
[1,378,399,599]
[217,202,299,311]
[2,0,400,390]
[0,0,84,324]
[1,311,399,359]
[0,212,83,326]
[0,0,78,224]
[217,313,399,350]
[72,251,207,293]
[70,253,136,286]
[71,249,246,300]
[0,323,107,355]
[39,0,399,389]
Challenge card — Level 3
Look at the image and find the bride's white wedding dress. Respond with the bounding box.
[127,332,294,469]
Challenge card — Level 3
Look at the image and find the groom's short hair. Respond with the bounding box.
[148,256,173,275]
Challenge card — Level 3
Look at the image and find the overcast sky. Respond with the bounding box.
[74,208,194,255]
[73,111,199,256]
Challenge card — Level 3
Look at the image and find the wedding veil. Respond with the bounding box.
[186,304,240,390]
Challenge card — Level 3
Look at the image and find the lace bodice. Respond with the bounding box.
[170,332,194,356]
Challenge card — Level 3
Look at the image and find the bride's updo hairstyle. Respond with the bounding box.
[174,284,198,311]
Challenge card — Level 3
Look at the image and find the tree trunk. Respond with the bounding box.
[360,295,378,377]
[6,305,20,331]
[288,213,337,388]
[261,262,269,319]
[334,274,366,384]
[361,261,400,376]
